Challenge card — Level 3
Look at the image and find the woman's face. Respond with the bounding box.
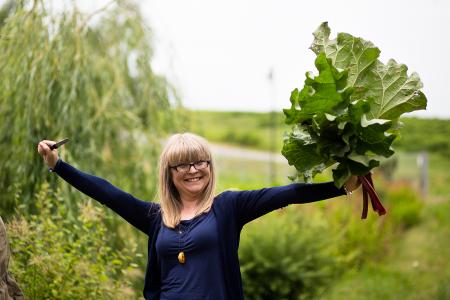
[170,161,211,199]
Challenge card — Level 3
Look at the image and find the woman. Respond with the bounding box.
[37,133,359,299]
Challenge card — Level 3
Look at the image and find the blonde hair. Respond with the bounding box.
[158,133,216,228]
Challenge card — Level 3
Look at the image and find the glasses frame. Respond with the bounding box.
[170,160,210,173]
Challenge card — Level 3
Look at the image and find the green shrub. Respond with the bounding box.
[223,130,261,147]
[319,265,414,300]
[239,207,340,300]
[237,183,421,299]
[328,205,387,268]
[7,182,140,299]
[435,276,450,300]
[384,186,423,229]
[324,183,424,272]
[393,117,450,158]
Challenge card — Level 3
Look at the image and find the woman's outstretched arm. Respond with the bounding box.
[232,179,358,226]
[37,140,157,234]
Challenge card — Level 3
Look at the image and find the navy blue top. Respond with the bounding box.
[53,158,345,299]
[156,212,226,300]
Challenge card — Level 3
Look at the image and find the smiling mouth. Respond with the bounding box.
[185,177,202,182]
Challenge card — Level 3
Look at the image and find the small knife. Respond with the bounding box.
[49,138,69,150]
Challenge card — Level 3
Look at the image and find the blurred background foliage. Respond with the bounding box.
[0,0,179,216]
[1,0,449,299]
[8,182,139,299]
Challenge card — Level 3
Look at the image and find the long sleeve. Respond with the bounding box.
[233,182,345,226]
[53,159,158,234]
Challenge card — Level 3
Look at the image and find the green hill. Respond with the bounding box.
[185,110,450,158]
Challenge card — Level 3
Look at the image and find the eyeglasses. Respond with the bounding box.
[170,160,210,173]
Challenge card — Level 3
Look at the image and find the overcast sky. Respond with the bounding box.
[58,0,450,118]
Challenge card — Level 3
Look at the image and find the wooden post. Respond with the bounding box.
[267,67,277,185]
[417,151,429,198]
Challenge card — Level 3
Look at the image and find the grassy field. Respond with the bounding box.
[187,110,288,152]
[320,200,450,300]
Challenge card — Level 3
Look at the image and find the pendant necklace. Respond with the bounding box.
[177,220,194,264]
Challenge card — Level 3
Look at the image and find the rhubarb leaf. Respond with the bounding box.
[282,23,427,187]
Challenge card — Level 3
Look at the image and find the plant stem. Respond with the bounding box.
[358,173,386,219]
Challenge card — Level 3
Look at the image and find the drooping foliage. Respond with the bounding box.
[0,0,178,215]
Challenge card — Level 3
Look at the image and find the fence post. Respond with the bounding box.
[417,151,429,198]
[267,67,277,185]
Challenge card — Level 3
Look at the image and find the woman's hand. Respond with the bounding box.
[37,140,59,169]
[344,175,361,193]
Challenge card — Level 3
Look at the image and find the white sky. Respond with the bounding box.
[41,0,450,118]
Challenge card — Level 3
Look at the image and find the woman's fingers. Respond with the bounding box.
[37,142,49,155]
[37,143,43,154]
[345,175,361,193]
[42,140,56,149]
[38,140,56,153]
[37,142,45,155]
[37,140,59,168]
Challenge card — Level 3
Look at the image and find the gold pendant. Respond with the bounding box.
[178,251,185,264]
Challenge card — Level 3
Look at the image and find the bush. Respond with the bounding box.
[384,186,423,230]
[239,207,340,300]
[238,194,394,300]
[394,117,450,158]
[435,276,450,300]
[238,182,422,299]
[6,182,140,299]
[327,203,388,268]
[222,130,261,148]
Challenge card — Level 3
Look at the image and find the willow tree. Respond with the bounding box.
[0,1,179,215]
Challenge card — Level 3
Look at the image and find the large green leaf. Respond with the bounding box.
[282,127,327,180]
[360,60,427,119]
[311,22,427,120]
[282,22,427,187]
[282,52,354,183]
[283,52,351,125]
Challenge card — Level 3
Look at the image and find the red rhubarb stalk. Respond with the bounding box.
[357,173,386,219]
[361,185,369,219]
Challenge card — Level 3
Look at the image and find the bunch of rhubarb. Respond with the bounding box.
[282,22,427,218]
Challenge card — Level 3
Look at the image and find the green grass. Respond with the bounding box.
[390,151,450,199]
[215,157,291,191]
[214,154,333,192]
[320,200,450,300]
[187,110,288,153]
[428,154,450,198]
